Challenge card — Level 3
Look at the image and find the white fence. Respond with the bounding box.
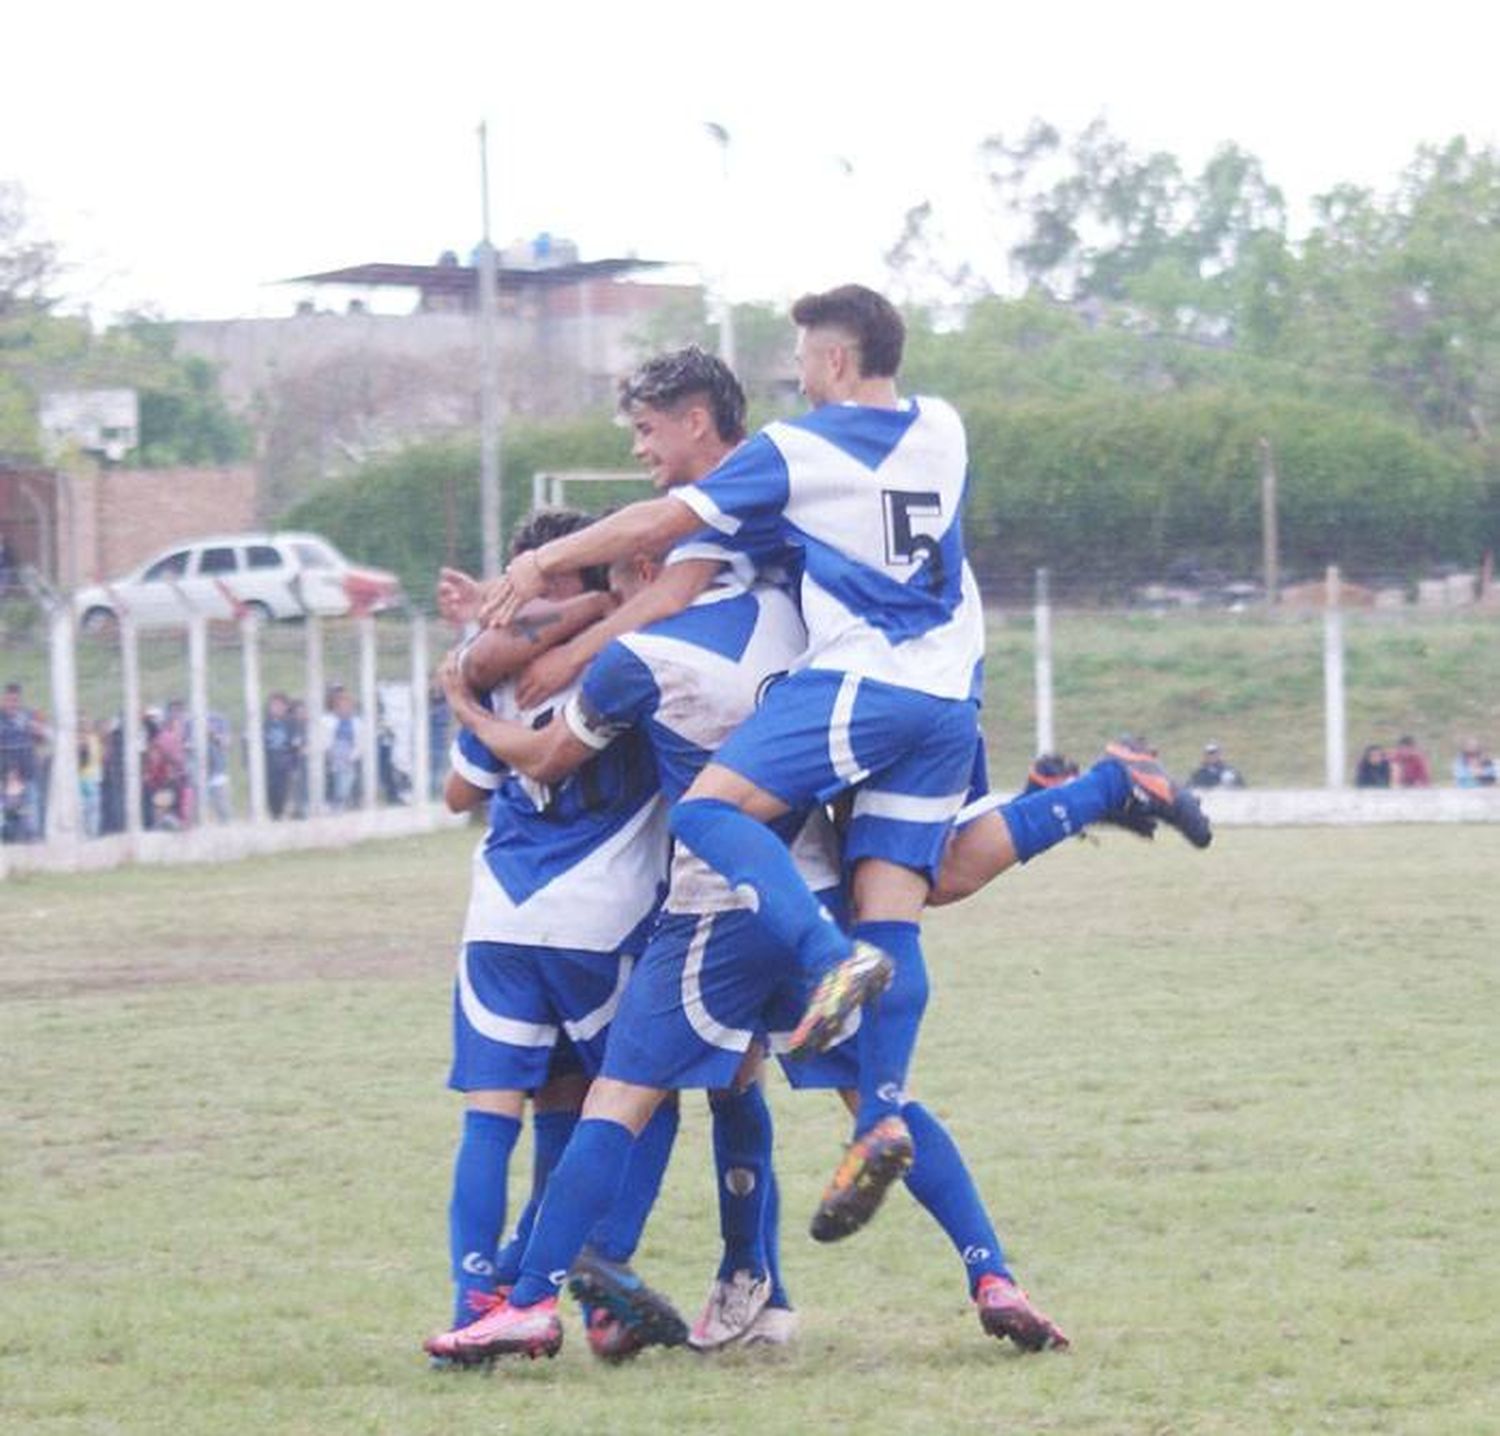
[2,605,461,879]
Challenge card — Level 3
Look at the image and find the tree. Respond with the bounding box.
[0,183,61,319]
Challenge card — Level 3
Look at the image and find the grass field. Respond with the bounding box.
[3,824,1498,1435]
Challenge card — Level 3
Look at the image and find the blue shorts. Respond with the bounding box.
[601,904,859,1091]
[448,941,630,1093]
[709,669,979,882]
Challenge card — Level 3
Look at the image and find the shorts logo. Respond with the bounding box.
[724,1166,757,1197]
[755,671,789,708]
[876,1081,905,1105]
[962,1245,992,1265]
[548,1268,569,1289]
[461,1252,495,1277]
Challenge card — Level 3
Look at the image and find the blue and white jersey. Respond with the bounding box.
[449,676,668,952]
[562,580,840,914]
[673,397,985,701]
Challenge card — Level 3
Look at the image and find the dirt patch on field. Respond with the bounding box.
[1,943,444,1001]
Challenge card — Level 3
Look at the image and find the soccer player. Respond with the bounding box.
[480,285,1210,1243]
[436,346,1104,1362]
[422,509,681,1365]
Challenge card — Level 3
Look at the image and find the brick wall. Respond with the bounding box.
[71,466,258,584]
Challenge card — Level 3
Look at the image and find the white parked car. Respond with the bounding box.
[74,531,404,630]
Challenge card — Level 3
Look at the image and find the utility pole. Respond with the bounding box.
[1259,435,1280,606]
[705,122,736,371]
[477,121,503,577]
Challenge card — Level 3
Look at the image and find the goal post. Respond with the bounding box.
[531,470,652,512]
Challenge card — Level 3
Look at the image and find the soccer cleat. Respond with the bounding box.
[975,1273,1070,1352]
[447,1295,563,1363]
[687,1269,773,1351]
[786,941,894,1058]
[1101,736,1212,848]
[423,1287,509,1365]
[1026,750,1156,842]
[1022,752,1080,794]
[741,1304,800,1347]
[584,1305,647,1363]
[809,1114,915,1242]
[568,1247,689,1349]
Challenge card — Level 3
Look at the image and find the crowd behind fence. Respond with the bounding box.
[4,567,1500,871]
[1,604,446,853]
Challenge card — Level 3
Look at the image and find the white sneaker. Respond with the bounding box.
[687,1270,772,1351]
[741,1304,799,1346]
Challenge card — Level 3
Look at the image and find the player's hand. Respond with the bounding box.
[479,551,546,628]
[515,641,585,709]
[437,650,484,727]
[436,567,480,624]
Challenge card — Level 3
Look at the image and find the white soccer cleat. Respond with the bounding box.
[741,1304,799,1347]
[687,1269,773,1351]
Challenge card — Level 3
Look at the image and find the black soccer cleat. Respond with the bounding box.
[1099,737,1212,849]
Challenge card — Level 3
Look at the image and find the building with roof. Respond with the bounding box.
[174,240,702,419]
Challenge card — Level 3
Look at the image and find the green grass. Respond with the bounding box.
[982,607,1500,786]
[4,826,1497,1434]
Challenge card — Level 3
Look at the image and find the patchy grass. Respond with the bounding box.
[3,825,1498,1434]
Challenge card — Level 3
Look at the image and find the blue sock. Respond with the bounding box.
[586,1099,679,1263]
[853,920,928,1134]
[494,1108,577,1286]
[1001,761,1130,862]
[763,1165,790,1308]
[510,1118,635,1308]
[709,1084,772,1280]
[670,799,850,971]
[447,1109,522,1326]
[902,1101,1010,1293]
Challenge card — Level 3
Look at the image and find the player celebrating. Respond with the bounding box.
[422,510,681,1365]
[479,286,1057,1240]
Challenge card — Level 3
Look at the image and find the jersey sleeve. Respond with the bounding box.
[673,432,789,536]
[563,640,660,752]
[450,727,503,789]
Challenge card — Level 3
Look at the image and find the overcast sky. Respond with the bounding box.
[7,0,1498,322]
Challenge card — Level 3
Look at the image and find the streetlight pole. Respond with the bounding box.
[704,122,735,370]
[476,121,503,577]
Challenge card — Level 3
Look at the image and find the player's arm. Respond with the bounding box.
[514,557,722,708]
[460,589,616,691]
[480,496,704,626]
[443,769,490,814]
[438,651,593,786]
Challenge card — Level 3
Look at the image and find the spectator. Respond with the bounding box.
[100,717,126,835]
[1188,741,1246,790]
[78,716,104,837]
[263,692,297,819]
[322,685,363,811]
[1452,737,1497,788]
[0,681,45,841]
[376,695,407,806]
[143,706,191,830]
[204,712,233,822]
[1354,744,1392,788]
[0,534,16,595]
[287,699,310,817]
[1389,734,1432,788]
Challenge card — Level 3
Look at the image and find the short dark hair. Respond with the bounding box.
[509,506,608,592]
[791,284,905,378]
[618,346,747,443]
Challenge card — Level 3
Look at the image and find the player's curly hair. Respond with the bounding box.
[617,346,747,443]
[508,507,608,592]
[791,284,905,378]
